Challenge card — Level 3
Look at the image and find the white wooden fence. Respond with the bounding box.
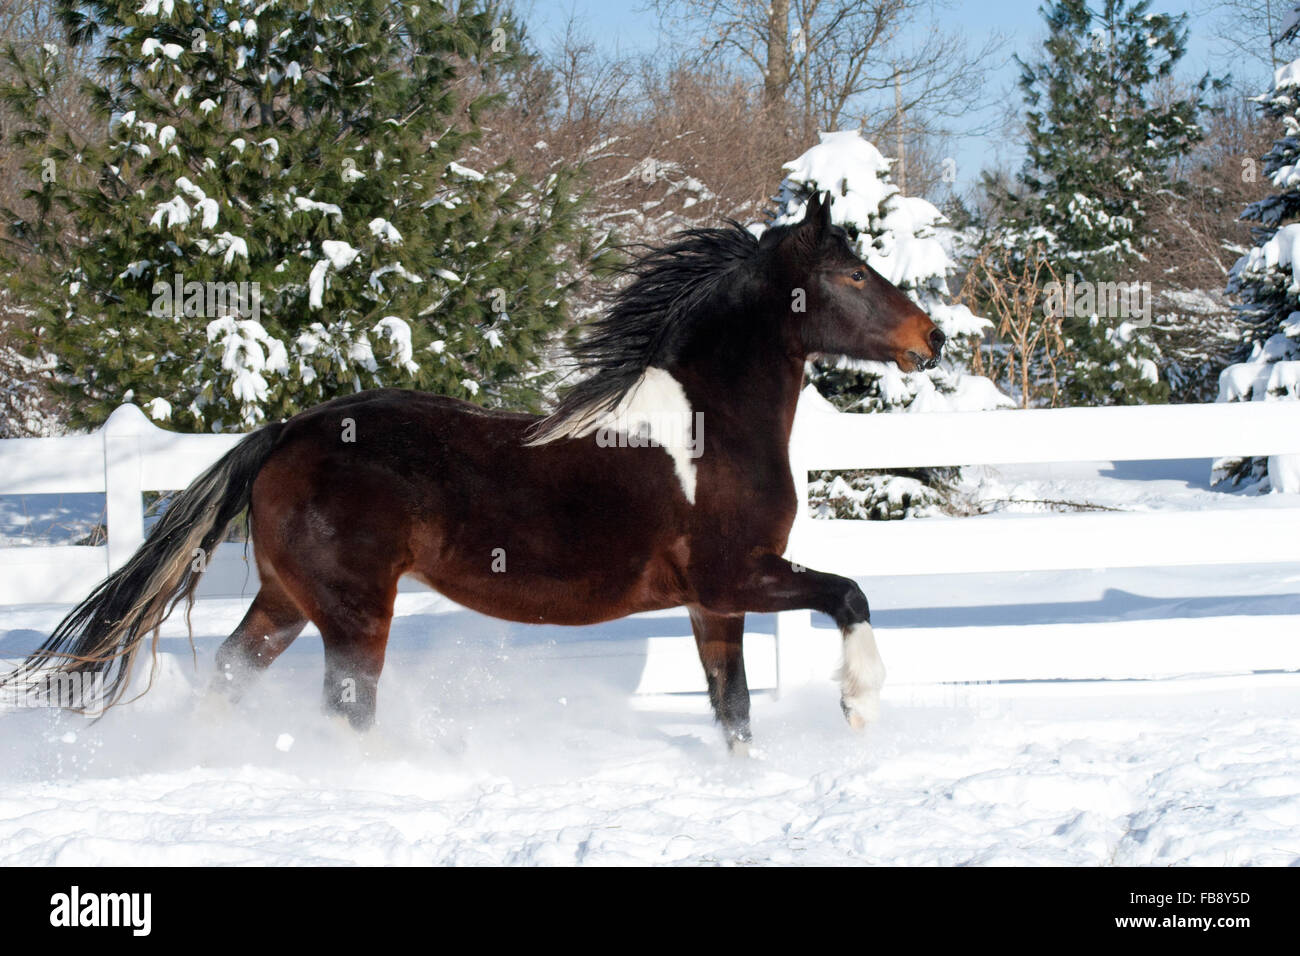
[775,389,1300,689]
[1,397,1298,694]
[1,404,246,604]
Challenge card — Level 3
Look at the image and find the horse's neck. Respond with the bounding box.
[672,345,806,457]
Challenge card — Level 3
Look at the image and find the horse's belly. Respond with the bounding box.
[411,569,679,626]
[410,528,691,626]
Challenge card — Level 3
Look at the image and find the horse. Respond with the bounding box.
[1,192,942,752]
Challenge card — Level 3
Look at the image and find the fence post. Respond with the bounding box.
[102,404,151,573]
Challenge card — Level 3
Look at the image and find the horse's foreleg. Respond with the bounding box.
[688,607,751,753]
[698,553,883,729]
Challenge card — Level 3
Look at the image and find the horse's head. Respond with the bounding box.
[765,192,944,372]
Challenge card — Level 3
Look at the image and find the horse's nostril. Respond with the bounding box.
[929,328,946,353]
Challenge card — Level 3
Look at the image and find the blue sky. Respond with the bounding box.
[517,1,1257,197]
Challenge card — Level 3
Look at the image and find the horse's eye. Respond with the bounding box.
[850,270,865,282]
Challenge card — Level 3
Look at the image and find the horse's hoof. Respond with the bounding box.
[726,726,752,757]
[841,693,879,730]
[195,689,236,720]
[839,622,884,731]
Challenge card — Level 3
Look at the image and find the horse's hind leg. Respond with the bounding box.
[688,607,751,754]
[314,584,397,731]
[212,578,307,701]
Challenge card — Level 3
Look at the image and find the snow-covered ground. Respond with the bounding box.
[959,455,1287,515]
[0,457,1297,866]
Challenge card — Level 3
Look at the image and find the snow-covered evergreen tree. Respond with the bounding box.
[1,0,592,431]
[0,304,60,438]
[1002,0,1213,406]
[1215,55,1300,493]
[767,130,1010,518]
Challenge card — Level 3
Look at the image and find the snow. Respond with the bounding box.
[1234,222,1300,293]
[308,241,361,309]
[140,38,183,60]
[1220,359,1300,403]
[778,130,897,229]
[368,217,403,244]
[195,232,249,265]
[871,196,952,289]
[448,161,485,181]
[174,176,203,201]
[1,570,1298,864]
[321,240,360,269]
[196,199,219,230]
[929,301,990,340]
[373,317,419,374]
[910,372,1015,413]
[368,263,422,292]
[775,132,957,303]
[307,262,332,310]
[1275,57,1300,92]
[205,318,289,417]
[1216,348,1299,494]
[144,397,172,422]
[149,196,190,230]
[174,178,219,229]
[961,456,1275,515]
[293,197,343,219]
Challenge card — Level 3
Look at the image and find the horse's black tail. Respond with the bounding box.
[0,422,285,714]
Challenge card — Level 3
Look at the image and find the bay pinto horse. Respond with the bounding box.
[1,193,942,753]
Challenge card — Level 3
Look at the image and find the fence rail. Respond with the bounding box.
[1,396,1298,694]
[775,388,1300,688]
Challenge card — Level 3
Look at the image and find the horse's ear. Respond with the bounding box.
[818,191,834,233]
[799,191,832,240]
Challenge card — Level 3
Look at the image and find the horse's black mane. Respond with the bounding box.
[528,221,764,442]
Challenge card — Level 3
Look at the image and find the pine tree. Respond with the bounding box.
[1005,0,1213,406]
[769,130,1009,519]
[1216,52,1300,493]
[0,0,592,431]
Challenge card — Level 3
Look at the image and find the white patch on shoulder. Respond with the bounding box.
[538,367,702,504]
[837,622,885,729]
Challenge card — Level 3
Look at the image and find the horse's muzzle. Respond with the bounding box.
[906,328,945,370]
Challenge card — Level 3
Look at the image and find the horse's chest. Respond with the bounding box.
[692,462,797,556]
